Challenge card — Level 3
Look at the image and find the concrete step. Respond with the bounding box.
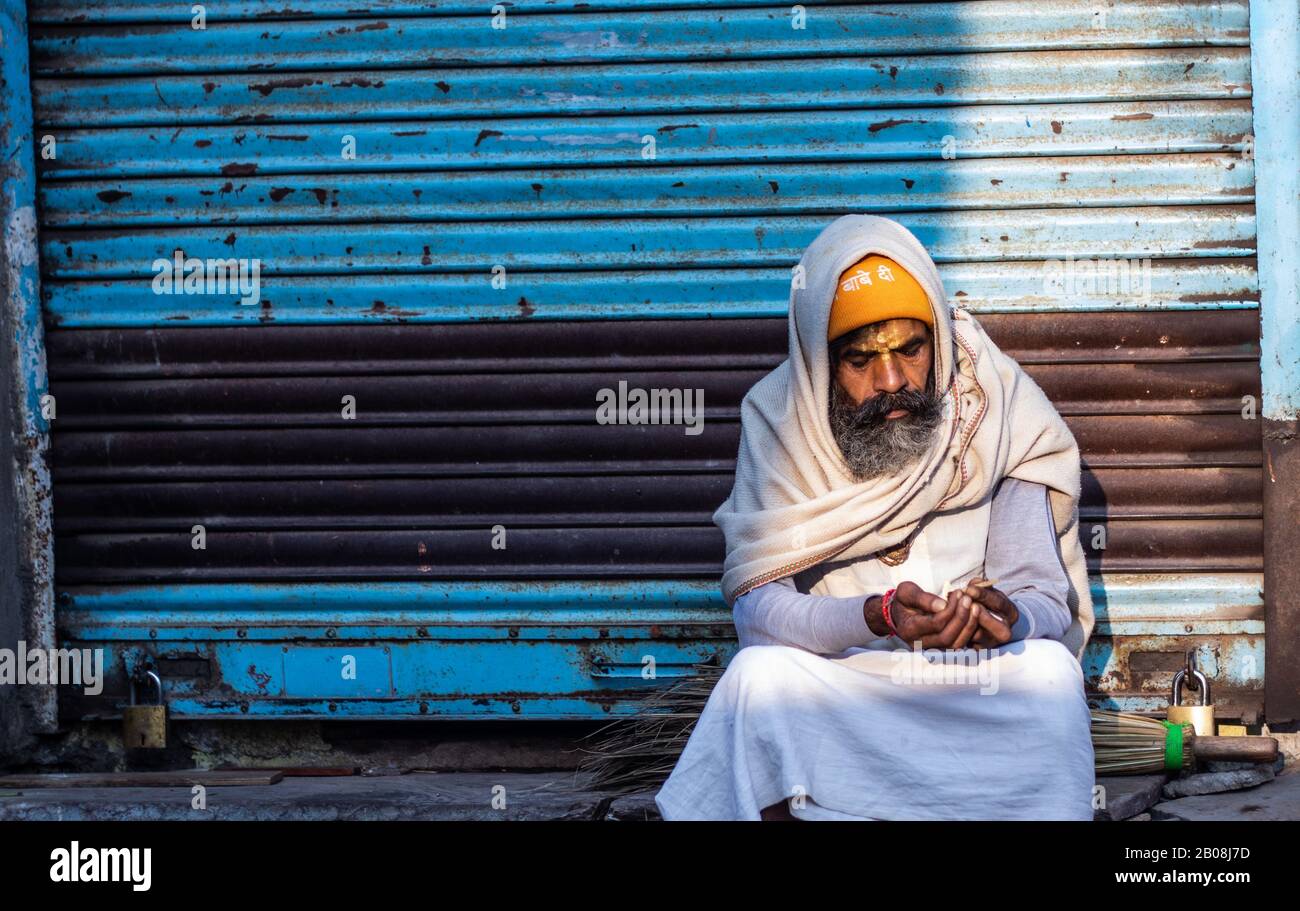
[0,770,650,821]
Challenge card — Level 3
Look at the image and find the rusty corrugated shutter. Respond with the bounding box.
[30,1,1263,720]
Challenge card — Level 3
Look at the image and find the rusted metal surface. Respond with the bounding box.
[1262,421,1300,722]
[31,47,1252,127]
[40,257,1260,327]
[38,364,1259,424]
[33,101,1256,181]
[50,572,1266,720]
[43,411,1258,475]
[39,154,1256,227]
[55,579,737,719]
[46,311,1263,585]
[28,1,1268,721]
[28,3,1251,75]
[1,0,56,740]
[26,0,810,21]
[49,522,1263,584]
[27,0,1252,30]
[978,308,1262,361]
[42,467,1262,529]
[1088,635,1265,721]
[41,207,1260,280]
[1086,573,1264,722]
[44,310,1265,373]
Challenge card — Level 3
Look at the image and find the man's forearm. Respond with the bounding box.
[733,576,887,653]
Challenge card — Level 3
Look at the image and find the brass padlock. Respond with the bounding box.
[1168,651,1215,737]
[122,669,167,749]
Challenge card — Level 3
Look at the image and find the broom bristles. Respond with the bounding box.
[575,667,1193,791]
[576,662,724,794]
[1090,709,1194,775]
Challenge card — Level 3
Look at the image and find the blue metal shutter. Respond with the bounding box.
[30,1,1263,720]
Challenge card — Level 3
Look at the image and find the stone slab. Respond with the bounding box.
[1162,766,1275,799]
[1152,768,1300,821]
[1094,775,1169,821]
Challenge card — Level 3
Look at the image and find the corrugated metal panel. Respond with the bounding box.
[30,0,1265,720]
[45,257,1259,326]
[22,0,1253,25]
[33,47,1253,124]
[27,0,895,19]
[55,575,1265,721]
[40,155,1256,226]
[26,3,1252,73]
[35,100,1255,179]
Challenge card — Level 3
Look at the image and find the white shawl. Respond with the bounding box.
[713,215,1094,659]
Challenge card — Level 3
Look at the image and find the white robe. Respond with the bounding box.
[654,637,1095,821]
[654,479,1096,821]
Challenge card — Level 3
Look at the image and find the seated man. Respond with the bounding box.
[654,214,1096,821]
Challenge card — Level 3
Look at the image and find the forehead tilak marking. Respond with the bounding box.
[843,322,917,357]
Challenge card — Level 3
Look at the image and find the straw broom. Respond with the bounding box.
[578,667,1277,792]
[1090,709,1194,775]
[1091,708,1278,774]
[577,662,725,795]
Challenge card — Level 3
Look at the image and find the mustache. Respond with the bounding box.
[842,386,936,427]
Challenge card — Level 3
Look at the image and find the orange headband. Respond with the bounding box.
[827,254,933,342]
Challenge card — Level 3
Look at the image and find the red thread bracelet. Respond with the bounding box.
[881,587,899,637]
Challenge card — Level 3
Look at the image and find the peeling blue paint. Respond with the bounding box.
[59,575,1264,718]
[1,0,56,732]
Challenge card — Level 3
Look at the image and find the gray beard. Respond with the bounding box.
[828,380,945,482]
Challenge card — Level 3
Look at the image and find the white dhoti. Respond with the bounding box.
[654,638,1096,821]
